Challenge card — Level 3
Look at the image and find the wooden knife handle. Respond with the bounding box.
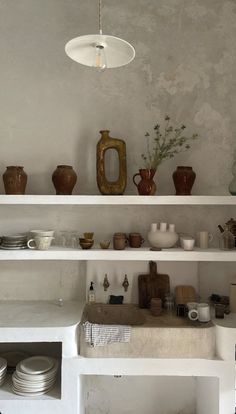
[149,261,157,275]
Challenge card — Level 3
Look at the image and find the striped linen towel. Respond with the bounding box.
[83,321,131,347]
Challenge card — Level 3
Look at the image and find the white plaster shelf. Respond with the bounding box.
[72,356,231,377]
[0,247,236,261]
[0,301,83,357]
[0,195,235,205]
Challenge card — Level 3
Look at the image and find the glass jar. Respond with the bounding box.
[215,304,225,319]
[219,225,235,250]
[164,294,175,312]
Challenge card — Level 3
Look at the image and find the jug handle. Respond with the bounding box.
[133,173,140,188]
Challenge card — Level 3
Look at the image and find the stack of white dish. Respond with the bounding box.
[0,234,28,250]
[12,356,59,396]
[0,357,7,385]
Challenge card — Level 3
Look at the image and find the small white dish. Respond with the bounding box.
[18,356,55,375]
[12,385,54,396]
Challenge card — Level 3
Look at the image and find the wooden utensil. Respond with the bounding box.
[138,261,170,308]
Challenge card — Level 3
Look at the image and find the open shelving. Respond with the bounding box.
[0,247,235,261]
[0,194,236,205]
[0,195,236,414]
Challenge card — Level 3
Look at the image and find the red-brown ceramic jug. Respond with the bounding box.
[133,169,156,195]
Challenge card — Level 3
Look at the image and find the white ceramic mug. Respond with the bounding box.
[27,236,54,250]
[181,238,195,251]
[197,231,213,249]
[188,303,211,322]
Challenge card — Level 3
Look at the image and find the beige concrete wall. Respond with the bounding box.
[0,0,235,301]
[0,0,235,196]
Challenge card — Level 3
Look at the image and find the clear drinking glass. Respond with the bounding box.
[56,231,69,247]
[164,294,175,312]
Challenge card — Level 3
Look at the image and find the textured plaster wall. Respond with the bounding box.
[0,0,235,195]
[0,0,234,296]
[0,0,234,295]
[0,2,234,412]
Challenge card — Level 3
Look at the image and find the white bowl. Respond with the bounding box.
[30,230,54,237]
[148,229,178,249]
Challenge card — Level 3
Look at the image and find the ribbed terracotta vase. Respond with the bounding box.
[52,165,77,195]
[3,166,27,194]
[172,166,196,195]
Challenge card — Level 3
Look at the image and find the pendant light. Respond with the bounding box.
[65,0,135,70]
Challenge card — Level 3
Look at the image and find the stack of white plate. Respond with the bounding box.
[0,357,7,386]
[0,234,28,250]
[12,356,59,396]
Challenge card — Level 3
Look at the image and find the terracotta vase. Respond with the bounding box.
[52,165,77,195]
[133,169,156,195]
[172,166,196,195]
[97,130,127,195]
[3,166,27,195]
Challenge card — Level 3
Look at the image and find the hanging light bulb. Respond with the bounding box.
[65,0,135,70]
[95,44,107,71]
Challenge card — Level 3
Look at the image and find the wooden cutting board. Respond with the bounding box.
[138,261,170,308]
[175,285,196,305]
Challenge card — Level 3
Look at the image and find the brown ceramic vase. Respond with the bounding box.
[52,165,77,195]
[96,130,127,195]
[133,169,156,195]
[172,166,196,195]
[3,166,27,195]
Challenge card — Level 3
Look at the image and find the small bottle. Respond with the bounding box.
[88,282,95,303]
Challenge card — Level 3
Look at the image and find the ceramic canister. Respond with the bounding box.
[129,233,144,248]
[113,233,128,250]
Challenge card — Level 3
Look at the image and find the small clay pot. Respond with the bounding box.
[52,165,77,195]
[129,233,144,248]
[113,233,128,250]
[3,166,27,195]
[172,166,196,195]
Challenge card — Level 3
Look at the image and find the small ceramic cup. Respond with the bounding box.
[197,231,213,249]
[129,233,144,248]
[27,236,54,250]
[113,233,128,250]
[100,240,110,249]
[180,236,195,251]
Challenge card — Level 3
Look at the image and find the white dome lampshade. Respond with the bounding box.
[65,0,135,70]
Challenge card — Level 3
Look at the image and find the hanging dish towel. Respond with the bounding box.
[83,321,131,347]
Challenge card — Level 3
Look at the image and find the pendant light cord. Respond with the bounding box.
[99,0,102,34]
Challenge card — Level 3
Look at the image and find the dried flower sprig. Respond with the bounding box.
[141,115,198,169]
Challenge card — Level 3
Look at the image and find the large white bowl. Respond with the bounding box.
[148,230,179,249]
